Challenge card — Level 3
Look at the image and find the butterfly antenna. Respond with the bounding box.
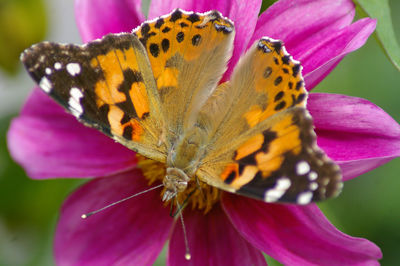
[176,199,191,260]
[170,189,196,217]
[81,184,164,219]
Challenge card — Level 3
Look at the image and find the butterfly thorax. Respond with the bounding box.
[163,126,208,201]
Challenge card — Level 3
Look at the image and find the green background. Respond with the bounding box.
[0,0,399,265]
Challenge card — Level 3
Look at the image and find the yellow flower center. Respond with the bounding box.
[136,154,220,213]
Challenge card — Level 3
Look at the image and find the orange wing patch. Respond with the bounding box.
[243,38,307,128]
[221,109,303,189]
[135,9,234,90]
[86,38,153,142]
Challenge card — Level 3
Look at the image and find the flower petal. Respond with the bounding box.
[7,89,137,179]
[55,169,171,266]
[167,203,266,266]
[222,193,382,265]
[309,93,400,181]
[148,0,262,81]
[300,18,376,90]
[75,0,145,42]
[250,0,375,89]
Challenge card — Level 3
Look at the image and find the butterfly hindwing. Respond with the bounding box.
[197,38,342,204]
[21,33,167,162]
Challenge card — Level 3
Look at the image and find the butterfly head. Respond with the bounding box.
[162,167,190,201]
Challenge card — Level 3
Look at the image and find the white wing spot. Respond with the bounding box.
[66,63,81,76]
[45,68,52,75]
[296,161,310,175]
[297,191,313,205]
[309,182,318,191]
[68,87,84,117]
[39,77,52,93]
[264,177,291,202]
[308,171,318,181]
[54,62,62,70]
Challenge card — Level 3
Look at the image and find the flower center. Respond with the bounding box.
[136,154,220,213]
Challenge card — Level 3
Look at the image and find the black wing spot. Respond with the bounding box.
[155,18,164,29]
[274,101,286,111]
[282,55,291,65]
[292,64,301,77]
[274,91,284,102]
[141,23,150,36]
[224,171,236,184]
[263,66,272,78]
[162,27,171,33]
[187,13,200,23]
[271,41,282,53]
[274,76,283,86]
[123,125,133,140]
[192,34,202,46]
[149,43,160,57]
[295,81,303,91]
[176,32,184,43]
[161,38,170,52]
[170,9,182,22]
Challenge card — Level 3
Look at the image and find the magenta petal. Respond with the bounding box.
[251,0,355,49]
[149,0,262,81]
[167,203,266,266]
[222,194,382,265]
[251,0,375,90]
[7,89,137,179]
[299,18,376,89]
[55,169,171,265]
[75,0,145,42]
[309,93,400,181]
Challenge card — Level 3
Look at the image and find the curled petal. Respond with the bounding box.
[250,0,375,89]
[7,89,137,179]
[55,169,171,266]
[75,0,145,42]
[148,0,262,81]
[309,93,400,181]
[222,193,382,265]
[300,18,376,90]
[168,203,266,266]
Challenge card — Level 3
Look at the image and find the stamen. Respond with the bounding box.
[81,184,163,219]
[176,200,191,260]
[137,154,221,213]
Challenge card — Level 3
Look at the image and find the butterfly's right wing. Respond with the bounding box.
[21,33,167,162]
[196,38,342,204]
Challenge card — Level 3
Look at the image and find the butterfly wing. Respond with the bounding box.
[197,37,342,204]
[135,9,235,148]
[21,33,167,162]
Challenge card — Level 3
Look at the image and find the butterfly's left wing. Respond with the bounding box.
[21,33,167,162]
[196,38,342,204]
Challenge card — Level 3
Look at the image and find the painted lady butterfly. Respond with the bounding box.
[21,9,342,205]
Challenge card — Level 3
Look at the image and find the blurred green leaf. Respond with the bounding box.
[354,0,400,71]
[0,0,47,75]
[260,0,278,14]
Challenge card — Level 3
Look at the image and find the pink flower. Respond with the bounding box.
[8,0,400,264]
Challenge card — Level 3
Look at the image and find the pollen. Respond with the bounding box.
[136,154,220,213]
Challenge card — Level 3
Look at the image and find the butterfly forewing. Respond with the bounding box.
[21,33,167,162]
[135,9,235,146]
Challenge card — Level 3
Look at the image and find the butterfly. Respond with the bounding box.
[21,9,342,205]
